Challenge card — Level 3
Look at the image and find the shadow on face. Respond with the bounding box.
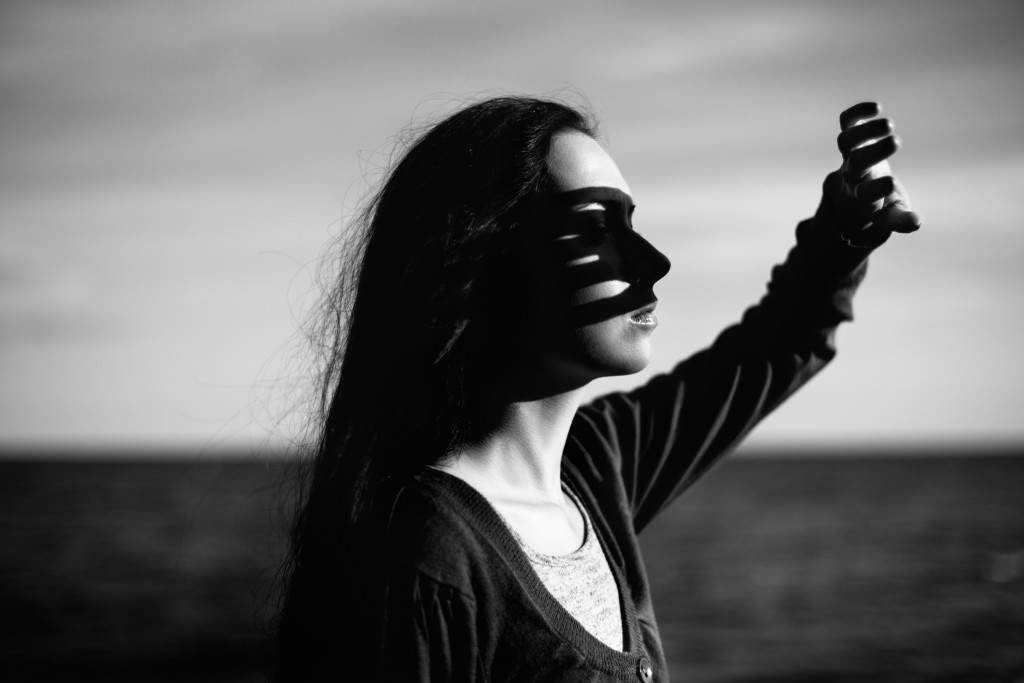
[465,130,673,406]
[534,186,671,327]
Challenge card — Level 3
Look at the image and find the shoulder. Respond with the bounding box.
[381,470,518,597]
[566,395,639,482]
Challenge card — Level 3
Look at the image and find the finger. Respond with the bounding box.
[853,175,896,203]
[846,135,899,178]
[874,203,922,233]
[840,102,880,131]
[837,118,894,158]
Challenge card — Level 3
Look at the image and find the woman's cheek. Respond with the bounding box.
[570,280,630,307]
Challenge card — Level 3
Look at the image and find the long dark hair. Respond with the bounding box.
[272,95,597,680]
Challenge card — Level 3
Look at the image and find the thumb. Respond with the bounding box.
[874,202,922,234]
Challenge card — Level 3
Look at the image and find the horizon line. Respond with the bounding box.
[0,441,1021,462]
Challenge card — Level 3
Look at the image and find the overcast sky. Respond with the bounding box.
[1,0,1022,452]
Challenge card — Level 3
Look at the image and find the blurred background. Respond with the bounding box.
[1,1,1022,681]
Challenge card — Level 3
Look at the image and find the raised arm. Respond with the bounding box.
[568,103,921,532]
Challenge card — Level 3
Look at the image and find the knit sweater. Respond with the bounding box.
[366,193,880,682]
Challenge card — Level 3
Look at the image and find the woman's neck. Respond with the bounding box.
[437,389,585,504]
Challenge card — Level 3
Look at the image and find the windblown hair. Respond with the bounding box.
[272,96,597,680]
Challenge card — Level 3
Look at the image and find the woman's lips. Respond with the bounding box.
[628,301,658,327]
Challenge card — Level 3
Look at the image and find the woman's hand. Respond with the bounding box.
[827,102,921,244]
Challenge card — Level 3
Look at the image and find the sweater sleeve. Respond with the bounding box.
[571,192,882,533]
[377,569,482,682]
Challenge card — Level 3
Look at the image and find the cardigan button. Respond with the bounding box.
[636,656,653,681]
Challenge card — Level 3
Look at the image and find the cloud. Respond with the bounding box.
[1,0,1022,447]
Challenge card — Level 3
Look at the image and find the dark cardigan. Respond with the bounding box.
[363,193,880,682]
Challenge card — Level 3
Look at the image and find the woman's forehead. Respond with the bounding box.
[546,130,632,196]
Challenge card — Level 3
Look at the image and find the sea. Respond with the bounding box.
[1,449,1022,682]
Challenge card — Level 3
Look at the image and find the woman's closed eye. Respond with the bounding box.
[570,208,612,244]
[573,201,639,235]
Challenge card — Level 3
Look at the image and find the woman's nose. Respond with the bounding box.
[623,231,671,285]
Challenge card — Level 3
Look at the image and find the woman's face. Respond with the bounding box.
[511,130,671,390]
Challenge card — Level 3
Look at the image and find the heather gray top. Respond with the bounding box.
[504,486,624,651]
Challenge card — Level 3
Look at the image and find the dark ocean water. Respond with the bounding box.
[1,452,1022,682]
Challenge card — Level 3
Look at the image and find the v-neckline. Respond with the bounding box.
[417,467,644,673]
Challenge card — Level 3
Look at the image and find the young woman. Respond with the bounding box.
[272,96,919,682]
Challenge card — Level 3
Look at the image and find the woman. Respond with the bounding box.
[272,96,919,682]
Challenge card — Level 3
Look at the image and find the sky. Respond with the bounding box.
[1,0,1022,453]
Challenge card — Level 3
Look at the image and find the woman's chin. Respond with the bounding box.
[575,315,656,376]
[585,339,653,378]
[608,350,652,376]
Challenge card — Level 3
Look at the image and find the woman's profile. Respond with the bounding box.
[271,95,919,681]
